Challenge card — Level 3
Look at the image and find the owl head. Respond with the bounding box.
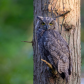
[37,16,58,30]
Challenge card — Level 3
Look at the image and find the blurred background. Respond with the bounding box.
[0,0,84,84]
[0,0,33,84]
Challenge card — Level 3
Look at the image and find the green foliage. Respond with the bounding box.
[0,0,33,84]
[0,0,33,29]
[81,29,84,42]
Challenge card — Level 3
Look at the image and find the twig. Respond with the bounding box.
[22,41,33,43]
[41,59,53,69]
[41,59,57,75]
[22,41,34,46]
[56,11,70,18]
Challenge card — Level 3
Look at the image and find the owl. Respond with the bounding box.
[36,16,72,83]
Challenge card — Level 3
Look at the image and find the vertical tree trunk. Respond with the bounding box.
[33,0,81,84]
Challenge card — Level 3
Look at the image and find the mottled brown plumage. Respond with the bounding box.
[36,16,72,83]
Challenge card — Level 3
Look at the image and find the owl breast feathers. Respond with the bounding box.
[36,16,72,82]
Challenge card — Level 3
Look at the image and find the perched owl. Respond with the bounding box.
[36,16,72,82]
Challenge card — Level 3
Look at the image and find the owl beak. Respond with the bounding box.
[46,25,49,30]
[46,26,48,29]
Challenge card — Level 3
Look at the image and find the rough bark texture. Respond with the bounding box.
[33,0,81,84]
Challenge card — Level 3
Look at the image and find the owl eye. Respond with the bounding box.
[49,22,53,25]
[41,22,45,25]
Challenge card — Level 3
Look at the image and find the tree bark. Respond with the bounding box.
[33,0,81,84]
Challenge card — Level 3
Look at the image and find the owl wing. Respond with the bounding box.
[43,30,71,75]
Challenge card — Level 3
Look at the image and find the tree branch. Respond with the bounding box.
[56,10,70,18]
[41,59,57,75]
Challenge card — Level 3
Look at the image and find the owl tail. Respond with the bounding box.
[65,71,69,83]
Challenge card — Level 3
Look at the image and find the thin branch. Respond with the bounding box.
[22,41,33,43]
[41,59,57,75]
[41,59,53,69]
[56,10,70,18]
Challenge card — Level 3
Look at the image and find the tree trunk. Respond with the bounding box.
[33,0,81,84]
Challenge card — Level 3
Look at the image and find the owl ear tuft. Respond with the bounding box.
[37,16,43,21]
